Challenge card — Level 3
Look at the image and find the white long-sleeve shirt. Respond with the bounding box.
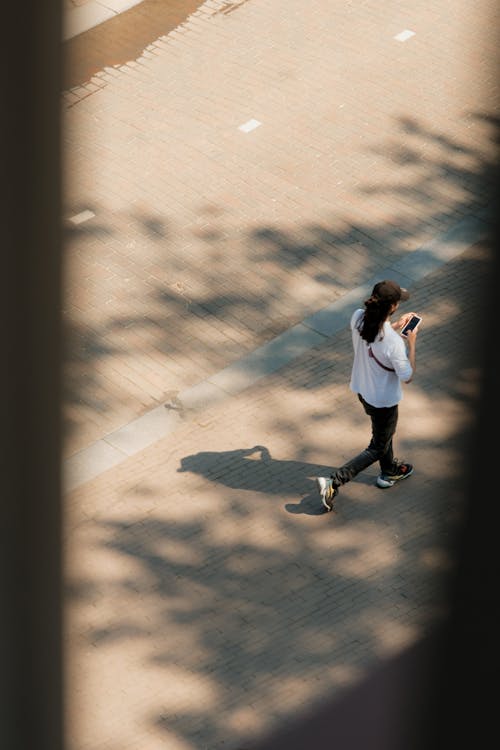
[349,309,413,407]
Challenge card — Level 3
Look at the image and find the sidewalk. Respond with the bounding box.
[62,0,497,458]
[64,239,492,750]
[63,209,489,492]
[61,0,498,748]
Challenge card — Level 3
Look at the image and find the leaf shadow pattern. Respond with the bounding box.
[62,113,499,452]
[77,460,463,750]
[64,114,498,748]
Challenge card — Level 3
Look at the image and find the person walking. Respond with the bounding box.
[316,279,420,512]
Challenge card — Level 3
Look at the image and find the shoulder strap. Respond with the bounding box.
[368,346,395,372]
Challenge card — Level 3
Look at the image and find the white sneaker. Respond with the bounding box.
[376,463,413,488]
[315,477,338,511]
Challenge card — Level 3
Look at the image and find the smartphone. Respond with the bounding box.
[401,314,422,337]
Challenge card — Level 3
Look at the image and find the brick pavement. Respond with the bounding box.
[62,0,498,457]
[61,0,499,748]
[64,242,492,750]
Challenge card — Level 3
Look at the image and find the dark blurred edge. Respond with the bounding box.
[1,2,64,749]
[1,2,498,750]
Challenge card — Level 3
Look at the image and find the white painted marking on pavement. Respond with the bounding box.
[238,119,262,133]
[394,29,416,42]
[68,210,96,225]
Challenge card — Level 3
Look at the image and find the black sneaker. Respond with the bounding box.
[376,463,413,488]
[315,477,338,511]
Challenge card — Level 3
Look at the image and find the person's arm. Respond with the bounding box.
[404,329,417,383]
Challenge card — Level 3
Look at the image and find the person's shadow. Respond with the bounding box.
[177,445,335,515]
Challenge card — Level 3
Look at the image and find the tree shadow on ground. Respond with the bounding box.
[75,456,462,750]
[63,111,498,748]
[62,112,498,452]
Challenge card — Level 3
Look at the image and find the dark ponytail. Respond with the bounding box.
[356,295,393,343]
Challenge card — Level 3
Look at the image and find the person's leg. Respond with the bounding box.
[365,396,399,475]
[316,394,400,511]
[331,395,398,486]
[354,395,413,488]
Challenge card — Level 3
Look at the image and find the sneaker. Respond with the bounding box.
[376,463,413,488]
[316,477,338,511]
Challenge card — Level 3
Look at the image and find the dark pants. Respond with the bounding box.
[331,394,399,486]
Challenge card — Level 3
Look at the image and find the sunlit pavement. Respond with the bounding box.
[62,1,498,748]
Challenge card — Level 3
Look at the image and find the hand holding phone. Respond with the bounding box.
[400,314,422,337]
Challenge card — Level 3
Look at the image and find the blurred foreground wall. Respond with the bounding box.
[1,2,64,749]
